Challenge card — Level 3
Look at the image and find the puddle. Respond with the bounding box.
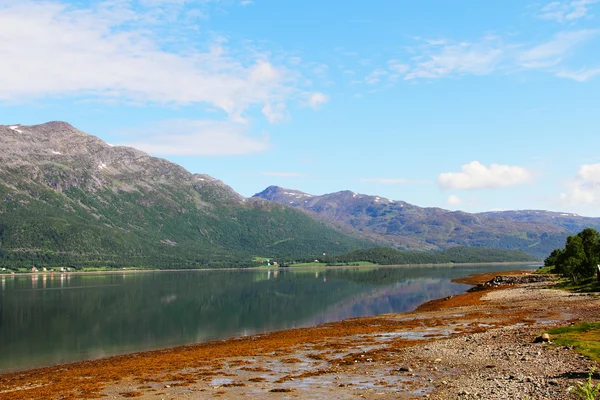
[210,378,233,386]
[538,319,560,325]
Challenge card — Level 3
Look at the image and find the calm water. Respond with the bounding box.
[0,264,536,373]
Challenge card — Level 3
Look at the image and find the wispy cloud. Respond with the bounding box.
[119,119,270,156]
[361,28,599,84]
[0,0,323,124]
[365,69,389,85]
[405,37,505,80]
[538,0,599,22]
[518,29,598,68]
[307,92,329,109]
[438,161,533,190]
[555,67,600,81]
[361,178,432,185]
[388,60,409,74]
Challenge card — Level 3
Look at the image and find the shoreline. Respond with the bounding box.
[2,269,597,399]
[0,260,540,277]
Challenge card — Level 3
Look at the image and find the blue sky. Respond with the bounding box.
[1,0,600,216]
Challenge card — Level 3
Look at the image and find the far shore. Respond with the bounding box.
[0,260,541,277]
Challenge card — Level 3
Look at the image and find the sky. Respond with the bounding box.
[1,0,600,216]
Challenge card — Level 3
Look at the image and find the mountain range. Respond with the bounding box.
[253,186,600,258]
[1,121,595,268]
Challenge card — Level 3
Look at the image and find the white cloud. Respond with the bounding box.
[559,164,600,206]
[438,161,533,190]
[405,38,504,80]
[259,172,308,177]
[0,0,321,124]
[446,194,463,206]
[538,0,599,22]
[365,69,389,85]
[398,29,598,81]
[312,63,329,75]
[307,92,329,109]
[578,163,600,182]
[119,119,270,156]
[361,178,431,185]
[556,67,600,81]
[518,29,598,69]
[559,183,597,205]
[262,101,289,124]
[388,60,409,74]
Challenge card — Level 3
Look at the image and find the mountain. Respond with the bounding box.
[0,122,372,268]
[253,186,600,258]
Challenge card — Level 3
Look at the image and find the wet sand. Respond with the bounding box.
[1,270,597,399]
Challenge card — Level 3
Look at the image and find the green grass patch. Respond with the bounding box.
[290,261,379,267]
[328,261,379,266]
[546,322,600,362]
[290,262,328,267]
[80,266,157,272]
[554,276,600,293]
[535,265,556,274]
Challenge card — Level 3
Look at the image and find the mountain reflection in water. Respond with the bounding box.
[0,264,535,372]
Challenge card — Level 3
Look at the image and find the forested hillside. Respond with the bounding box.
[0,122,371,269]
[322,247,538,266]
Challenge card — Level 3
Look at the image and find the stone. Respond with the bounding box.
[542,333,550,341]
[534,333,550,343]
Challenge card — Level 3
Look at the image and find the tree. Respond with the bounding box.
[549,228,600,282]
[563,235,586,282]
[577,228,600,277]
[544,248,564,269]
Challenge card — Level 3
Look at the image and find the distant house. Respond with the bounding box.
[314,259,319,263]
[273,261,278,266]
[31,266,38,272]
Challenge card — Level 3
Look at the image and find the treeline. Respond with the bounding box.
[0,183,370,270]
[319,246,538,266]
[544,227,600,281]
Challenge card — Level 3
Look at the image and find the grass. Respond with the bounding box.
[290,261,378,267]
[568,367,600,400]
[80,266,157,272]
[534,265,556,274]
[546,322,600,363]
[290,262,328,267]
[554,276,600,293]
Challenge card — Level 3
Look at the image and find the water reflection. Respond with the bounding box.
[0,264,535,373]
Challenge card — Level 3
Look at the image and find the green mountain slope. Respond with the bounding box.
[0,122,371,268]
